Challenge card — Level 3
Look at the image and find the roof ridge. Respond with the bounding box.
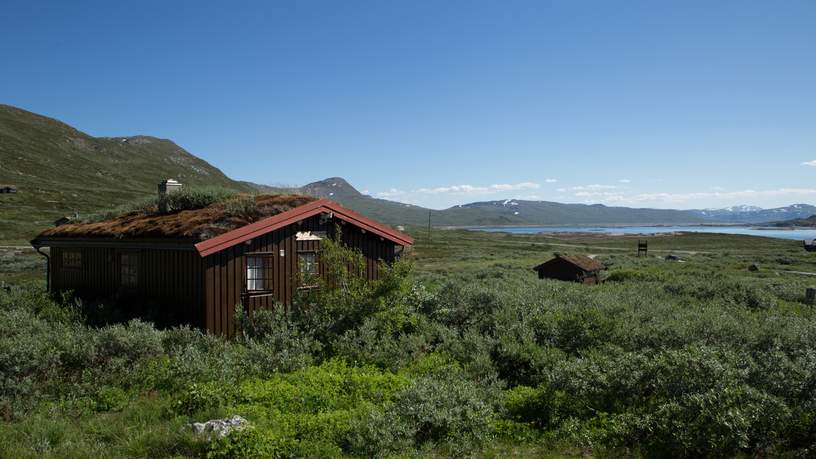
[194,199,413,256]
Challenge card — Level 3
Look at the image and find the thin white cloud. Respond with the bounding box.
[545,178,558,183]
[618,179,631,184]
[377,188,404,198]
[377,180,816,210]
[376,181,541,199]
[560,184,618,192]
[568,187,816,205]
[414,182,540,195]
[802,160,816,167]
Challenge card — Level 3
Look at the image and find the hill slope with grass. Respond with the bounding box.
[0,104,253,243]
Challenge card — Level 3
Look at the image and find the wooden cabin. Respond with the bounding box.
[30,194,413,336]
[533,254,604,284]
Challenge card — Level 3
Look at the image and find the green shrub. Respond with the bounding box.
[605,269,668,282]
[207,427,287,459]
[292,234,414,352]
[344,406,414,456]
[331,317,431,371]
[223,195,261,220]
[199,360,412,457]
[422,282,502,333]
[664,278,777,309]
[492,419,541,443]
[634,385,791,457]
[93,386,130,412]
[174,381,239,416]
[389,374,495,454]
[236,306,320,374]
[164,187,237,212]
[503,385,571,430]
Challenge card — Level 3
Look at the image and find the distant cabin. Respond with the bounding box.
[31,186,413,336]
[533,254,604,284]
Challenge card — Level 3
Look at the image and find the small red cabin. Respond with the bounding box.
[31,195,413,336]
[533,254,604,284]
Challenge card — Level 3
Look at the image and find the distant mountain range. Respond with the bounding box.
[254,177,816,226]
[1,104,813,242]
[688,204,816,224]
[767,214,816,228]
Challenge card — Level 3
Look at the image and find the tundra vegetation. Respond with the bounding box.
[1,225,815,458]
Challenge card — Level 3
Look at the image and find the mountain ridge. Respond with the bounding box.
[0,104,253,242]
[2,104,814,242]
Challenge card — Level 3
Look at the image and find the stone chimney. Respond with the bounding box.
[158,179,182,213]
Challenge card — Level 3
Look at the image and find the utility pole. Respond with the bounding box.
[427,210,432,243]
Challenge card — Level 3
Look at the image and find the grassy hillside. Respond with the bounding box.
[0,104,252,244]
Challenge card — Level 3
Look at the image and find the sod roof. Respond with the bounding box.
[36,194,317,241]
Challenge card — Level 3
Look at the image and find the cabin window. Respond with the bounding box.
[120,253,139,288]
[298,251,319,287]
[246,255,273,292]
[62,251,82,269]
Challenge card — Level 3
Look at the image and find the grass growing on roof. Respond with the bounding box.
[37,191,317,240]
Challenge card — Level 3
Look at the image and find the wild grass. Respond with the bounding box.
[76,187,240,223]
[1,229,816,457]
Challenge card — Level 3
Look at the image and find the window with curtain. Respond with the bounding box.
[120,253,138,288]
[246,255,273,292]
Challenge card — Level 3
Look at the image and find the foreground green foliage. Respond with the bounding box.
[1,230,816,457]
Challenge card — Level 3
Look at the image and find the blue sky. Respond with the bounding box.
[1,0,814,210]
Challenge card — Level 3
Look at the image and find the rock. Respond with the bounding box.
[748,263,760,272]
[665,254,681,261]
[190,415,247,437]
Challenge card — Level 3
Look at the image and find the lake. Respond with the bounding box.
[470,225,816,241]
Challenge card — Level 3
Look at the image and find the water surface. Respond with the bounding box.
[470,225,816,241]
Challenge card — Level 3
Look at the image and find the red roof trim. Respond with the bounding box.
[194,199,413,257]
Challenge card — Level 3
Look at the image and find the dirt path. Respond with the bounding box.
[780,270,816,277]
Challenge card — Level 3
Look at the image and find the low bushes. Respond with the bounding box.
[164,187,237,212]
[201,360,495,457]
[3,239,816,457]
[78,187,238,223]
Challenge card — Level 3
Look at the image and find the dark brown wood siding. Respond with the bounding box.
[535,258,599,284]
[49,245,205,328]
[44,215,400,337]
[203,215,398,337]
